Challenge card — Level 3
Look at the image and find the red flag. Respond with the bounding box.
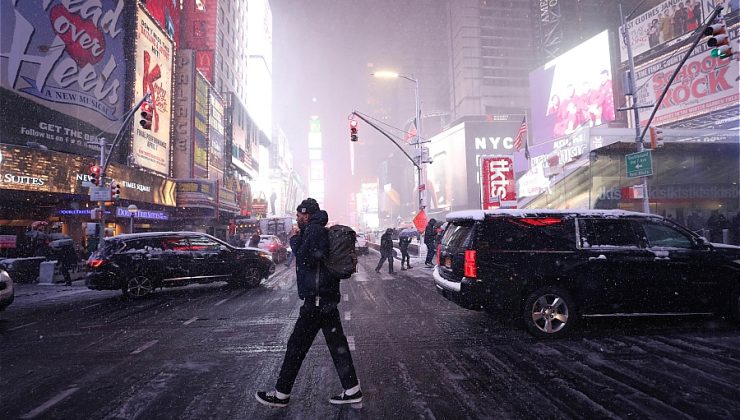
[404,122,417,142]
[513,117,527,152]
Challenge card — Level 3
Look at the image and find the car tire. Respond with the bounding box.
[123,275,154,299]
[242,266,262,288]
[523,286,577,339]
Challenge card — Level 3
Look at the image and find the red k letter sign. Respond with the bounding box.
[481,156,516,210]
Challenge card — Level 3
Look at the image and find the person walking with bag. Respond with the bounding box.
[256,198,361,407]
[375,228,395,274]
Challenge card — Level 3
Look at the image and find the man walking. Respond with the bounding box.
[256,198,361,407]
[375,228,395,274]
[398,230,413,270]
[424,218,437,267]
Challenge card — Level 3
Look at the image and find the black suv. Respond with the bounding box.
[434,210,740,338]
[86,232,276,298]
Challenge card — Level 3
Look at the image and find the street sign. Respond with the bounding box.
[625,150,653,178]
[89,186,112,201]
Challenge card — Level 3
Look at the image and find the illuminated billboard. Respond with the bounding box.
[132,5,173,175]
[143,0,181,43]
[247,0,273,135]
[181,0,216,82]
[635,25,739,127]
[208,90,225,178]
[427,120,522,212]
[0,0,126,156]
[193,72,209,178]
[618,0,706,63]
[529,31,615,144]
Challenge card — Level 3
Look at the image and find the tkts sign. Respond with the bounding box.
[481,156,516,210]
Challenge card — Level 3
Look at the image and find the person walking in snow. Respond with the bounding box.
[256,198,361,407]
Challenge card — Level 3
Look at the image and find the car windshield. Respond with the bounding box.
[1,1,739,419]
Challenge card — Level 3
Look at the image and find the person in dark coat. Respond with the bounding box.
[50,238,77,286]
[707,210,730,243]
[375,228,395,274]
[256,198,361,407]
[248,232,261,248]
[398,232,413,270]
[424,218,437,266]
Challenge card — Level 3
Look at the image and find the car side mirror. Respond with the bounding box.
[695,236,711,247]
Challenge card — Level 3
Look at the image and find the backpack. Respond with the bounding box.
[323,225,357,279]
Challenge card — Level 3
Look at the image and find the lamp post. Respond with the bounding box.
[127,204,138,234]
[371,71,425,210]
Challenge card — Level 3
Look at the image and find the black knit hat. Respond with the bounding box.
[296,198,320,214]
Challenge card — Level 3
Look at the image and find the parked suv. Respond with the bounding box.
[434,209,740,338]
[86,232,276,298]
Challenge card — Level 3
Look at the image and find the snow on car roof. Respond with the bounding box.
[112,231,210,240]
[445,209,662,221]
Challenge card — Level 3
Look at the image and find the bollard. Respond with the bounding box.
[38,260,57,285]
[722,228,729,244]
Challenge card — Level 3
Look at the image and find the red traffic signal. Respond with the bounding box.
[349,120,358,142]
[704,21,733,59]
[89,165,101,186]
[140,101,153,130]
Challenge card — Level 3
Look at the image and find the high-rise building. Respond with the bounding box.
[448,0,535,119]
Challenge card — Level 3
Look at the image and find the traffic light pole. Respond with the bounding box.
[620,3,650,214]
[89,94,151,249]
[351,111,427,211]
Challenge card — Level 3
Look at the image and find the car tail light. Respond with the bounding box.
[437,244,441,265]
[88,259,107,268]
[464,250,477,278]
[518,217,562,226]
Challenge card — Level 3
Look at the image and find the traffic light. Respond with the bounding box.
[649,127,664,149]
[89,165,101,186]
[111,180,121,200]
[704,21,733,59]
[350,120,358,142]
[140,99,153,130]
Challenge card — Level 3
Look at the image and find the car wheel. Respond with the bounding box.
[523,286,576,339]
[124,275,154,298]
[243,267,262,287]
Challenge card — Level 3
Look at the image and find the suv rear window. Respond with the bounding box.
[441,222,474,249]
[479,216,576,251]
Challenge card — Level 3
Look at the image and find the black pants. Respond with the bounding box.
[276,300,359,394]
[424,243,436,264]
[375,253,394,273]
[58,260,72,285]
[400,248,410,268]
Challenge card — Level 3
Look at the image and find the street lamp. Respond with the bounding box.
[371,70,425,210]
[127,204,138,234]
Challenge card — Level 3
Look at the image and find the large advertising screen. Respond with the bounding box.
[132,6,173,175]
[0,0,127,156]
[529,31,615,144]
[427,123,468,212]
[143,0,181,43]
[635,25,739,127]
[193,72,209,178]
[618,0,706,63]
[247,0,273,134]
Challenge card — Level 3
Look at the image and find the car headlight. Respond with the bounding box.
[259,252,272,260]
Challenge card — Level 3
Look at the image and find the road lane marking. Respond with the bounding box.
[131,340,159,355]
[20,387,79,419]
[8,322,38,332]
[347,336,356,351]
[214,298,230,306]
[343,294,349,302]
[344,311,351,321]
[81,303,101,310]
[183,317,198,325]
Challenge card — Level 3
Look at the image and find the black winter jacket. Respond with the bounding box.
[380,232,394,257]
[424,218,437,244]
[289,210,340,302]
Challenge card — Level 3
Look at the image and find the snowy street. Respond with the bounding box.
[2,253,739,419]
